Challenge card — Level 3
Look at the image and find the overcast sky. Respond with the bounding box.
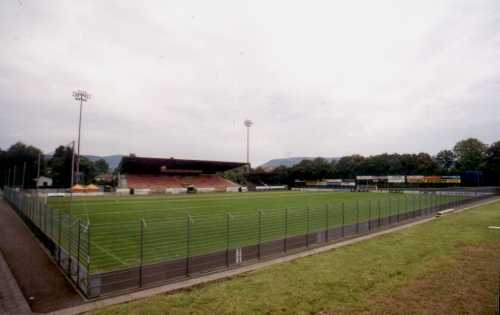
[1,1,499,165]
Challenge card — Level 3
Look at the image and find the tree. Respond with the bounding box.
[332,155,365,178]
[453,138,487,172]
[94,159,110,174]
[49,145,74,187]
[79,157,97,184]
[223,166,248,185]
[310,157,335,179]
[359,154,393,176]
[414,153,439,175]
[485,140,500,172]
[1,142,43,188]
[0,147,5,187]
[273,166,290,185]
[435,150,455,174]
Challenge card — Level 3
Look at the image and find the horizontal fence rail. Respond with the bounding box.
[2,186,497,298]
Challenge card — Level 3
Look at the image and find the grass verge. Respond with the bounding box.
[88,200,500,315]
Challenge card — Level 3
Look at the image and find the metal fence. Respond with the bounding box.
[2,187,496,298]
[3,187,91,295]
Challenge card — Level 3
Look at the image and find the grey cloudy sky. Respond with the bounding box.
[1,1,499,165]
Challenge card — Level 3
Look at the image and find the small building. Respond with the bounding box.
[36,176,53,188]
[95,173,113,185]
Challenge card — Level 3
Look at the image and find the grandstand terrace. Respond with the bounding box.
[118,156,246,193]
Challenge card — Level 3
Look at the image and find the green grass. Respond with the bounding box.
[88,199,500,315]
[47,191,465,273]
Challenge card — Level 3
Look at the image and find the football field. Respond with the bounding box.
[48,191,463,273]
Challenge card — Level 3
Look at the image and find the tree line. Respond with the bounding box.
[0,142,109,188]
[2,138,498,189]
[242,138,500,186]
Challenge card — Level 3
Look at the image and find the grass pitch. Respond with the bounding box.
[48,191,463,273]
[87,199,500,315]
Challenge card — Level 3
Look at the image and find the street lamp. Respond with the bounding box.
[244,119,253,166]
[73,89,91,185]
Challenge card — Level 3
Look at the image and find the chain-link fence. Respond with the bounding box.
[2,187,495,298]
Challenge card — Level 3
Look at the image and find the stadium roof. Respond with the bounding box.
[119,156,247,174]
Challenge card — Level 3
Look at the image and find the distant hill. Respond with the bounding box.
[84,155,123,171]
[259,157,337,170]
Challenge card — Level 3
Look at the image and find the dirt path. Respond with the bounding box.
[0,251,31,315]
[0,198,84,313]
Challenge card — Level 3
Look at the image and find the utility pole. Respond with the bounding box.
[22,162,26,189]
[72,90,91,184]
[13,165,16,187]
[244,119,253,168]
[37,153,41,180]
[70,141,75,187]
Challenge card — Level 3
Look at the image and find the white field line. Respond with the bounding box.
[56,192,349,216]
[73,204,224,217]
[61,199,456,221]
[50,191,332,207]
[67,198,446,218]
[91,239,128,267]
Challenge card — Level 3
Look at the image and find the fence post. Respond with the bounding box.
[39,198,42,227]
[341,202,345,237]
[397,198,400,223]
[86,223,91,297]
[356,201,360,234]
[76,220,81,286]
[306,206,310,247]
[186,215,192,276]
[139,219,145,288]
[412,194,416,218]
[419,193,422,216]
[58,210,62,264]
[226,213,230,267]
[368,200,372,231]
[258,210,262,260]
[388,198,392,224]
[434,192,439,212]
[43,201,46,233]
[433,193,436,212]
[49,206,53,239]
[425,193,428,215]
[68,214,73,274]
[426,193,429,214]
[325,204,329,242]
[429,193,432,213]
[284,208,288,252]
[402,195,405,220]
[378,199,381,227]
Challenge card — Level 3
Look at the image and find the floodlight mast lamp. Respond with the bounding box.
[72,90,91,185]
[244,119,253,167]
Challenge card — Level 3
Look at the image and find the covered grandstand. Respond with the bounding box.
[118,156,247,193]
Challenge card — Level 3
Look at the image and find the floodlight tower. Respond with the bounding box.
[244,119,253,166]
[73,89,91,185]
